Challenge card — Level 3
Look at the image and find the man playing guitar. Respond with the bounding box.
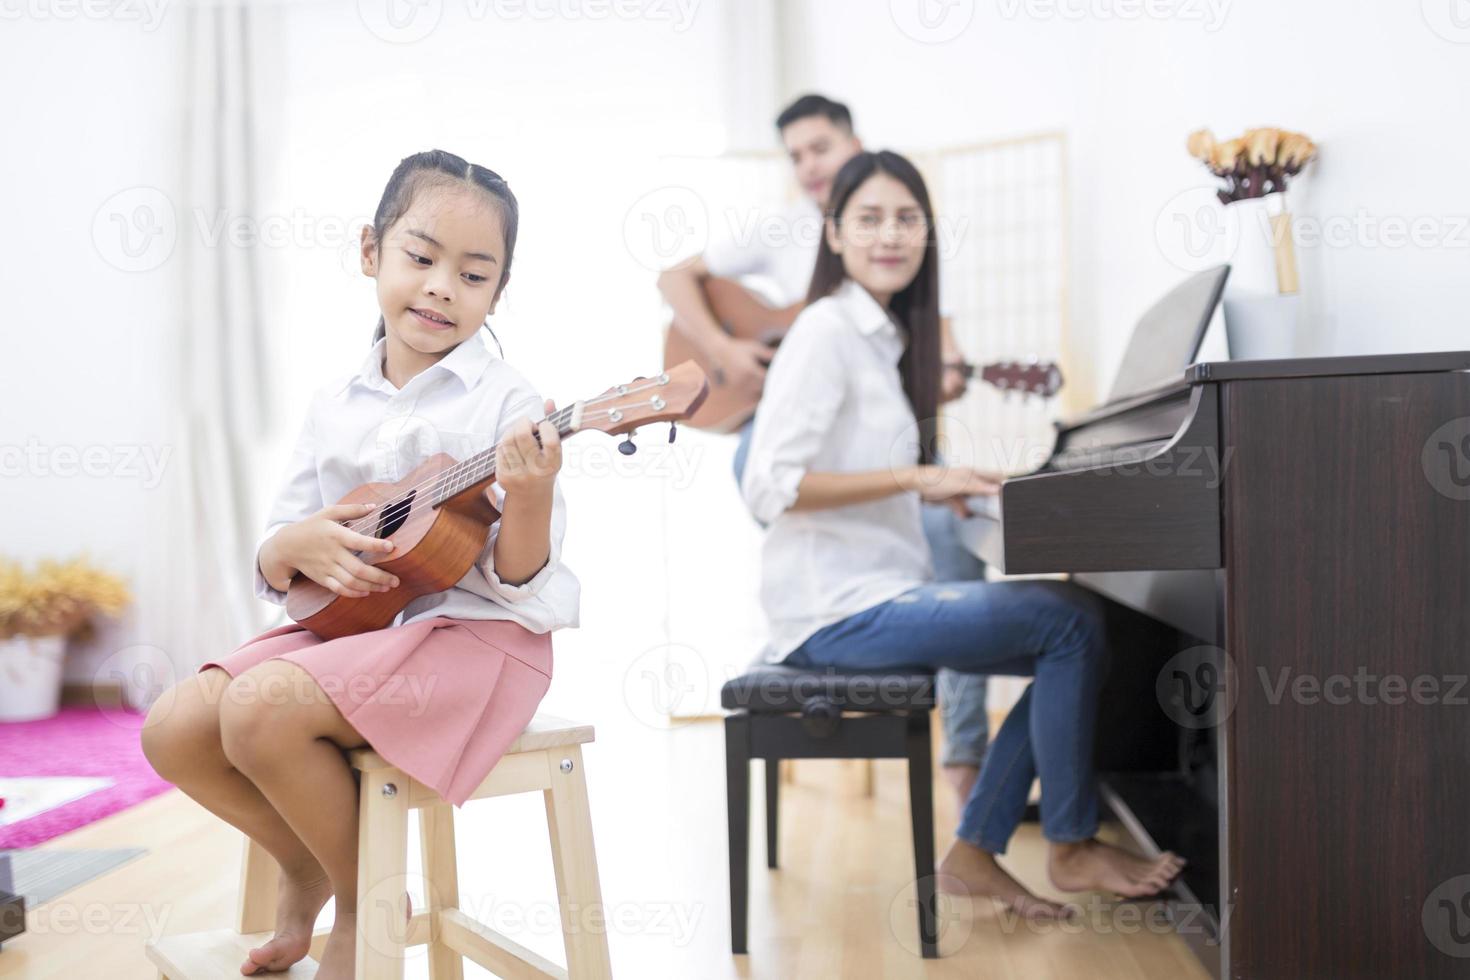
[656,94,992,804]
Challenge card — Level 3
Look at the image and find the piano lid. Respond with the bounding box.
[1188,350,1470,383]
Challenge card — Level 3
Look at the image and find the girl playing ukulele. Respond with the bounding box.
[142,149,579,978]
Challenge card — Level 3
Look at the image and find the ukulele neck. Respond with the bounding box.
[430,402,582,508]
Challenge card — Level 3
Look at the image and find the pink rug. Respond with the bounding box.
[0,705,173,849]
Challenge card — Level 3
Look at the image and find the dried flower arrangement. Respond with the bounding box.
[1186,127,1318,205]
[0,556,131,642]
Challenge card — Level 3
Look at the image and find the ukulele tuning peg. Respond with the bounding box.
[619,431,638,456]
[668,421,678,444]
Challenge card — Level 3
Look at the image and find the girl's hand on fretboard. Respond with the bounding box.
[493,399,563,501]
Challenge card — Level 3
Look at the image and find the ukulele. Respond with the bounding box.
[285,362,710,640]
[662,276,1066,432]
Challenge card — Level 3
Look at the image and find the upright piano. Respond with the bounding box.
[958,350,1470,980]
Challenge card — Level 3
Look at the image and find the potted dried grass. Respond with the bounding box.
[0,557,131,722]
[1186,126,1318,359]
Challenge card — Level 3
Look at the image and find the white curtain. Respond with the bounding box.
[133,0,284,707]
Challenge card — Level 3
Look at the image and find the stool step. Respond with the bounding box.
[146,928,318,978]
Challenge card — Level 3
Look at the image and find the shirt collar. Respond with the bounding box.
[832,278,902,338]
[335,328,495,396]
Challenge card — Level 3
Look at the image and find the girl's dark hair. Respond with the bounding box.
[807,150,942,465]
[367,149,519,347]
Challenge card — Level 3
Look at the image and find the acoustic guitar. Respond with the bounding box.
[662,276,1065,432]
[285,362,709,640]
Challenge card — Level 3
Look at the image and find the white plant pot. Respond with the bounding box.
[0,634,68,722]
[1222,193,1300,360]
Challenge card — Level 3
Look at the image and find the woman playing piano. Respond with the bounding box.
[739,149,1185,918]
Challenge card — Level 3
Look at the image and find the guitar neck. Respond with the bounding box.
[431,404,580,507]
[968,358,1064,398]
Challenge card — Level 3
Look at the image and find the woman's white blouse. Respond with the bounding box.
[253,329,580,634]
[740,278,934,662]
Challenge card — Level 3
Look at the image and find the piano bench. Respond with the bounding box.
[720,662,940,958]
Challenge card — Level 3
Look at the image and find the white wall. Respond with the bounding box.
[8,0,1466,698]
[781,0,1470,395]
[2,0,774,706]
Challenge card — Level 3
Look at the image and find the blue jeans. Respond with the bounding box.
[921,505,991,768]
[735,419,992,769]
[784,579,1108,853]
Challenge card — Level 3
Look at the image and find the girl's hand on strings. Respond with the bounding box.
[277,502,400,598]
[495,399,562,501]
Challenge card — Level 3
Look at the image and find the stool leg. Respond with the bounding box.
[544,745,613,979]
[724,713,750,955]
[357,767,410,980]
[236,836,279,935]
[764,757,779,870]
[419,802,464,980]
[905,711,939,959]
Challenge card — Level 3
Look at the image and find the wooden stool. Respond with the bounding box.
[146,714,613,979]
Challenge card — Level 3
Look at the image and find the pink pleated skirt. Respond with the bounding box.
[199,616,552,807]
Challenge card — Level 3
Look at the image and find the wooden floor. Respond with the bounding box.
[0,713,1210,979]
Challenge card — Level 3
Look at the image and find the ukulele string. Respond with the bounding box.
[340,376,675,531]
[339,376,672,525]
[339,404,576,534]
[338,403,635,534]
[338,383,669,535]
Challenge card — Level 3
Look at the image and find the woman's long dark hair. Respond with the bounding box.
[367,149,518,351]
[807,150,942,465]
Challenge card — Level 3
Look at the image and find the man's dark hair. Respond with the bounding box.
[775,94,853,134]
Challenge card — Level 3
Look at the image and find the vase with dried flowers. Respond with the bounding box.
[1187,126,1318,359]
[0,557,132,722]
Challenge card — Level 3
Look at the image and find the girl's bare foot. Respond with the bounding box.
[1047,838,1186,898]
[937,838,1070,919]
[240,868,333,976]
[311,911,356,980]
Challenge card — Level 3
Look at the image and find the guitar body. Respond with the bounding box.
[662,277,803,432]
[286,452,502,640]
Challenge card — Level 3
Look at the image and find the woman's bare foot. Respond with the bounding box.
[942,764,978,805]
[240,868,333,976]
[1047,838,1186,898]
[937,838,1070,919]
[311,912,356,980]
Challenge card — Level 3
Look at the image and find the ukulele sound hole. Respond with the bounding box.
[376,491,415,538]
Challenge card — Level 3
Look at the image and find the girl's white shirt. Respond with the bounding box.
[739,278,934,662]
[253,328,580,634]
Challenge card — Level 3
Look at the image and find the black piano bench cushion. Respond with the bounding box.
[720,663,936,714]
